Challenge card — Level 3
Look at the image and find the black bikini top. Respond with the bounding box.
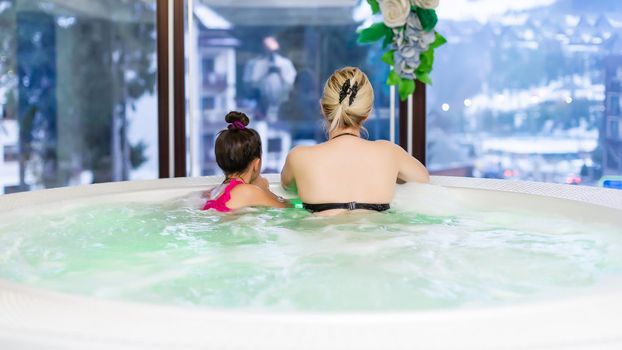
[303,202,390,213]
[330,132,359,140]
[305,133,390,213]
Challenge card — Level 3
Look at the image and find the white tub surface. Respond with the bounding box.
[0,175,621,350]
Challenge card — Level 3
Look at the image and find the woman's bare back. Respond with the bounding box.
[281,135,428,205]
[280,67,429,214]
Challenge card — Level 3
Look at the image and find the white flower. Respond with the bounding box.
[412,0,439,9]
[394,14,436,51]
[394,49,419,79]
[379,0,411,28]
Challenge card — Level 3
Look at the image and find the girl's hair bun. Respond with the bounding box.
[225,111,250,126]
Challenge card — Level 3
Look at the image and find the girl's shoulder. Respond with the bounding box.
[229,183,264,198]
[227,183,287,210]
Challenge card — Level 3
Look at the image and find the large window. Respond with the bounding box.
[0,0,159,194]
[186,0,395,176]
[427,0,622,186]
[4,0,619,192]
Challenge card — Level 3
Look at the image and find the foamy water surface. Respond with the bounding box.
[0,184,620,311]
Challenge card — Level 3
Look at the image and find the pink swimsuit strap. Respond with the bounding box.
[202,179,244,212]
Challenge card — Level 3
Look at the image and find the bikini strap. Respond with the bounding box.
[222,178,244,194]
[302,202,390,213]
[202,178,244,212]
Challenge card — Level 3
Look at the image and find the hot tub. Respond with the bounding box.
[0,175,621,349]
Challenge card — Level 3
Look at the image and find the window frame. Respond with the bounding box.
[157,3,425,178]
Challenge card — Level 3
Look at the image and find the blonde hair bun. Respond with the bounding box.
[320,67,374,132]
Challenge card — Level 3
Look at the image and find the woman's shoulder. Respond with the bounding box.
[372,139,398,147]
[372,139,404,152]
[290,139,398,156]
[285,144,315,160]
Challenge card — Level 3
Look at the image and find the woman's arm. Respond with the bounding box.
[280,151,297,192]
[392,143,430,183]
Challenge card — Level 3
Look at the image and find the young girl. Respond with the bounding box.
[203,111,289,212]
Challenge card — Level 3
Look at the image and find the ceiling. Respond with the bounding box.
[12,0,360,26]
[198,0,360,26]
[200,0,357,8]
[15,0,155,22]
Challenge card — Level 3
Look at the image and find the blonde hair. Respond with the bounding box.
[320,67,374,132]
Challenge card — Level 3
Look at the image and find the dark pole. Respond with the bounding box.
[173,0,186,177]
[398,80,427,166]
[156,0,169,178]
[412,80,426,165]
[398,99,408,152]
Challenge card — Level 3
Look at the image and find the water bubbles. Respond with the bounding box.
[0,193,619,312]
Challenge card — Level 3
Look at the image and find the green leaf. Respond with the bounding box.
[416,71,432,85]
[381,50,395,66]
[414,33,445,84]
[382,29,395,49]
[357,22,391,44]
[387,70,401,86]
[416,7,438,32]
[417,47,435,75]
[398,78,415,101]
[367,0,380,14]
[430,32,447,49]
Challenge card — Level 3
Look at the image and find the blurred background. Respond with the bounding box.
[1,0,621,194]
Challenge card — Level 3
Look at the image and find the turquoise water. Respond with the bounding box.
[0,188,621,311]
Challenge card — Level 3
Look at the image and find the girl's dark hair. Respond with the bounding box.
[215,111,262,175]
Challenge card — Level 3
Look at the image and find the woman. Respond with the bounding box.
[280,67,429,215]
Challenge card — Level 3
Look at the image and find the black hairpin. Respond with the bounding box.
[339,80,351,104]
[349,82,359,106]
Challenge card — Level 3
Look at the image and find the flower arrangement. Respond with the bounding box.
[358,0,446,100]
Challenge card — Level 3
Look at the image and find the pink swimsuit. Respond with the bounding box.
[202,179,244,212]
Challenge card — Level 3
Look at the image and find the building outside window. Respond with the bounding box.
[0,0,159,194]
[187,0,394,176]
[2,0,622,193]
[427,0,622,186]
